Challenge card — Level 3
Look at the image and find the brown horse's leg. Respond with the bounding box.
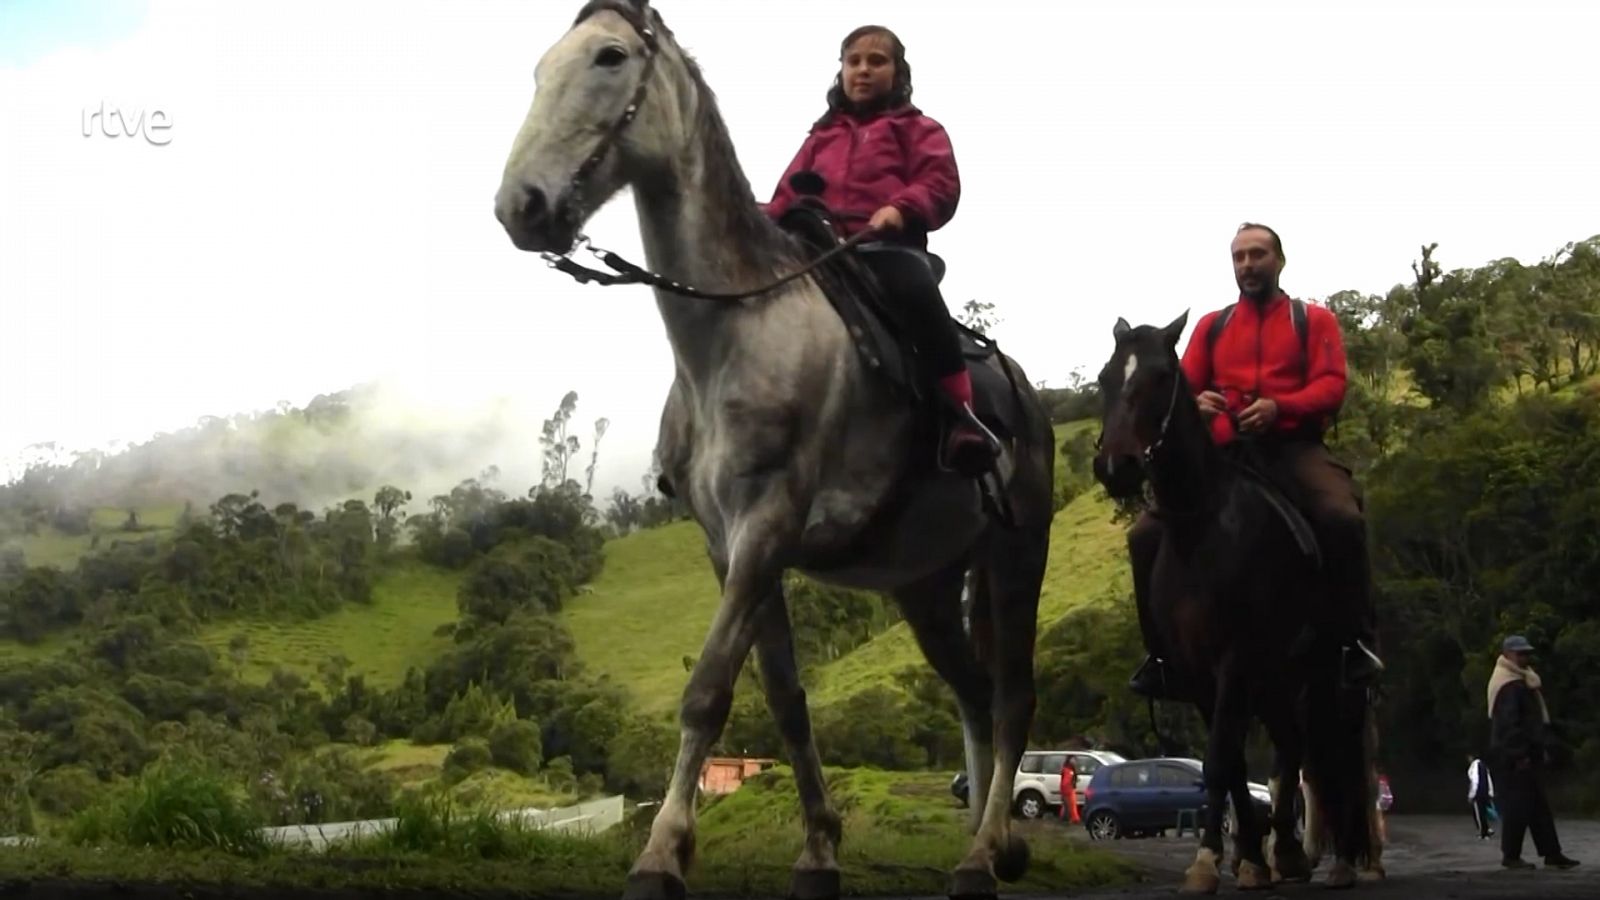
[949,530,1047,900]
[894,564,995,836]
[1185,672,1250,895]
[752,582,842,900]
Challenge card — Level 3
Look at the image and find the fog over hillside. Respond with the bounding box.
[0,378,643,517]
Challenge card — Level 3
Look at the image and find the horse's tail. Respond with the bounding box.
[1303,678,1373,869]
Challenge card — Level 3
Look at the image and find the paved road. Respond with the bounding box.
[1055,813,1600,899]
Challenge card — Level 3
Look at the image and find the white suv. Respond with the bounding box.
[1012,749,1125,819]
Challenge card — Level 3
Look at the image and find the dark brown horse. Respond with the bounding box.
[1092,313,1373,893]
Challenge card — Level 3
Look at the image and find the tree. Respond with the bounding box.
[540,391,582,489]
[958,299,999,335]
[585,418,610,498]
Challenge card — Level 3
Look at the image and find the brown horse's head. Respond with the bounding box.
[1092,311,1189,500]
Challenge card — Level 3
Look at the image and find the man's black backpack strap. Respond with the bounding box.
[1206,298,1310,382]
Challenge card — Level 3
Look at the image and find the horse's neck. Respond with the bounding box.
[1147,409,1221,523]
[631,140,795,384]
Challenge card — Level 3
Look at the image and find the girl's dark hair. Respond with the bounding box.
[817,25,913,125]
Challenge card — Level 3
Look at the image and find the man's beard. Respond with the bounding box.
[1238,277,1277,302]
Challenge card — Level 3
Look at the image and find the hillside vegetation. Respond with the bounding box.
[5,227,1600,865]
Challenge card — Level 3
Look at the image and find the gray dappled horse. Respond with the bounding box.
[493,2,1057,898]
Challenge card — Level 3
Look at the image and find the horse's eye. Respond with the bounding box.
[595,46,628,68]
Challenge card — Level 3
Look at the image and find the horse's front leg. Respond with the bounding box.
[752,580,842,900]
[624,503,795,900]
[1184,675,1255,895]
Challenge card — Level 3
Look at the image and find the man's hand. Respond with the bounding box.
[1238,397,1280,433]
[1196,391,1227,421]
[867,205,905,234]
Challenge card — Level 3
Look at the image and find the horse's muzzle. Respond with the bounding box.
[494,181,573,253]
[1093,451,1145,500]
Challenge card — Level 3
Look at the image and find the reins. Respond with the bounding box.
[542,230,878,302]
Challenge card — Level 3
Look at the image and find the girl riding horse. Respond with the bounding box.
[762,25,991,476]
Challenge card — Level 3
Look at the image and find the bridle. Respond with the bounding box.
[535,1,873,302]
[1093,355,1184,466]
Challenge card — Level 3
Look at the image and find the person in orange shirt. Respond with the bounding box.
[1058,757,1080,824]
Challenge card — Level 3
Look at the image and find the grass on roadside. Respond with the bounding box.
[3,765,1136,897]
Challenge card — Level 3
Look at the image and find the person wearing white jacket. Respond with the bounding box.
[1468,754,1495,840]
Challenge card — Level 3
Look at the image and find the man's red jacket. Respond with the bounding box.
[1180,293,1348,445]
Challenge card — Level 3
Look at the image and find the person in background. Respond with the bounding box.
[1488,634,1580,870]
[1058,756,1080,824]
[1375,770,1393,842]
[1468,753,1496,840]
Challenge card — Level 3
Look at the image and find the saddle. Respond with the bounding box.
[774,200,1027,453]
[1220,442,1323,569]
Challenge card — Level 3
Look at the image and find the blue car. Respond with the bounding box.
[1080,757,1273,840]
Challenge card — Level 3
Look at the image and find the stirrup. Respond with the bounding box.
[1340,641,1385,687]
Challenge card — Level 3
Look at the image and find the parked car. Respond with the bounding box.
[949,749,1126,818]
[1080,757,1273,840]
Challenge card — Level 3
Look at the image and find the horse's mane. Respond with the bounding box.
[575,0,803,268]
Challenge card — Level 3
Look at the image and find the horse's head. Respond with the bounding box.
[495,0,690,253]
[1092,310,1190,500]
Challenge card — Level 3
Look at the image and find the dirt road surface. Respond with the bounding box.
[1032,813,1600,899]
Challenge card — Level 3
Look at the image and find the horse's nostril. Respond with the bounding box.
[519,185,550,229]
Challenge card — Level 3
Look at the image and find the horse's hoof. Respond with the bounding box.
[1236,860,1271,891]
[623,871,687,900]
[1359,863,1387,882]
[948,867,997,900]
[1180,871,1221,895]
[994,834,1030,882]
[1325,861,1357,890]
[789,867,841,900]
[1272,846,1312,883]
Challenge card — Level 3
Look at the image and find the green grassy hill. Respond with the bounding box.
[194,559,464,689]
[9,504,183,569]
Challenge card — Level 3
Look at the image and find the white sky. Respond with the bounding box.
[2,0,1598,498]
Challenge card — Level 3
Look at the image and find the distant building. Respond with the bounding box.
[698,757,777,795]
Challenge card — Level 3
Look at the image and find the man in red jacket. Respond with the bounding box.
[1126,223,1384,700]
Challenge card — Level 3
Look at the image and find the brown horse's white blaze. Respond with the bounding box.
[494,3,1055,899]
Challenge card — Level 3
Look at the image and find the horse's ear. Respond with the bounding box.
[1113,317,1132,342]
[1162,309,1189,349]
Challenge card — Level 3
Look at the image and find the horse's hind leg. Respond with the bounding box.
[753,580,842,900]
[894,563,995,836]
[1361,705,1387,881]
[625,514,791,900]
[949,530,1047,900]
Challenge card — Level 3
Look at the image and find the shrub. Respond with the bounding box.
[488,719,543,776]
[443,738,493,785]
[66,762,267,856]
[30,764,101,817]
